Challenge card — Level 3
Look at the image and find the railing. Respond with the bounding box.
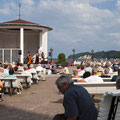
[0,48,20,63]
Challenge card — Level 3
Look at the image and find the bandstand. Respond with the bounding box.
[0,19,52,63]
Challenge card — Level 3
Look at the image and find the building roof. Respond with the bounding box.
[4,19,37,24]
[0,19,53,31]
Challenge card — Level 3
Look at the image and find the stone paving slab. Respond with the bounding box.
[0,75,64,120]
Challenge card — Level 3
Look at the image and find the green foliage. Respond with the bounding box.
[58,53,66,66]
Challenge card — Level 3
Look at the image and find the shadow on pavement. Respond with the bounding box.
[0,104,52,120]
[51,99,63,104]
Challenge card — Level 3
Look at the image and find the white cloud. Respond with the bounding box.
[117,0,120,9]
[21,0,119,56]
[0,0,120,57]
[0,9,10,15]
[21,0,34,6]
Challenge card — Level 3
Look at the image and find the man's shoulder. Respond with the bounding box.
[65,84,87,96]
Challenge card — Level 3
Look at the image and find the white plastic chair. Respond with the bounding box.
[97,90,120,120]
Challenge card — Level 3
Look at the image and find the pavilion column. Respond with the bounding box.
[39,31,48,60]
[20,28,24,63]
[39,32,42,53]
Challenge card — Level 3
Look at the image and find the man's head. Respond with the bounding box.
[83,71,91,78]
[9,67,14,75]
[81,66,84,70]
[116,76,120,89]
[92,68,97,75]
[56,74,73,94]
[104,68,109,75]
[4,64,8,69]
[73,70,78,76]
[14,66,18,72]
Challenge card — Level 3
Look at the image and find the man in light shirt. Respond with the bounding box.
[79,68,103,83]
[84,68,103,83]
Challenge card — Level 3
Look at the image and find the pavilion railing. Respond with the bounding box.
[0,48,20,64]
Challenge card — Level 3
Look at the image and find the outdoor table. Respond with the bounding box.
[0,77,17,96]
[30,71,39,83]
[15,74,31,87]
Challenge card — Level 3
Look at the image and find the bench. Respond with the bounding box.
[0,77,21,95]
[97,90,120,120]
[15,74,32,87]
[74,82,116,95]
[72,77,112,82]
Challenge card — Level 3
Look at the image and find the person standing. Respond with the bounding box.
[53,74,98,120]
[41,52,45,64]
[27,52,32,64]
[35,51,39,64]
[0,80,5,102]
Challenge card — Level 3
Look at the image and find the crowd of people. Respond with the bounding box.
[53,59,120,120]
[70,60,120,83]
[1,59,120,120]
[0,61,55,102]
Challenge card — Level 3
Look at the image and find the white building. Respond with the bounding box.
[0,19,52,63]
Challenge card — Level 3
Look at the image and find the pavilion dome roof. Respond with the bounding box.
[0,19,53,31]
[4,19,37,25]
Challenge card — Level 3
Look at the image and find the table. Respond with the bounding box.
[0,77,17,96]
[15,74,31,87]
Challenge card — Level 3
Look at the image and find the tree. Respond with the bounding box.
[58,53,66,66]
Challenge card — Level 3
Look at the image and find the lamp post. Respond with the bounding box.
[91,49,94,61]
[72,48,76,62]
[50,48,53,62]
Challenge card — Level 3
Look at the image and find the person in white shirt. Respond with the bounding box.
[84,68,103,83]
[36,64,43,72]
[78,66,85,76]
[79,68,103,83]
[3,64,9,75]
[18,63,24,72]
[85,63,92,73]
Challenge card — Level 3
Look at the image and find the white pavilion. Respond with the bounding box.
[0,19,52,63]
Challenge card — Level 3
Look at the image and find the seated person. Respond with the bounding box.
[97,63,104,72]
[113,63,119,72]
[116,76,120,89]
[51,65,57,74]
[85,63,92,73]
[78,66,85,76]
[72,70,80,79]
[18,63,24,72]
[83,71,91,79]
[5,67,16,78]
[111,69,120,82]
[27,63,32,70]
[0,65,4,77]
[3,64,9,75]
[84,68,103,83]
[101,68,111,78]
[14,66,19,74]
[53,74,98,120]
[0,80,5,102]
[36,64,43,72]
[77,71,91,82]
[60,65,69,74]
[5,68,22,94]
[21,67,32,79]
[79,68,103,83]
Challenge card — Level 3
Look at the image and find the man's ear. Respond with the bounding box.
[63,83,68,89]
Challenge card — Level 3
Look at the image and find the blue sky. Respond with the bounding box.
[0,0,120,58]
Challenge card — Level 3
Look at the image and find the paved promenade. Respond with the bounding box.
[0,75,64,120]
